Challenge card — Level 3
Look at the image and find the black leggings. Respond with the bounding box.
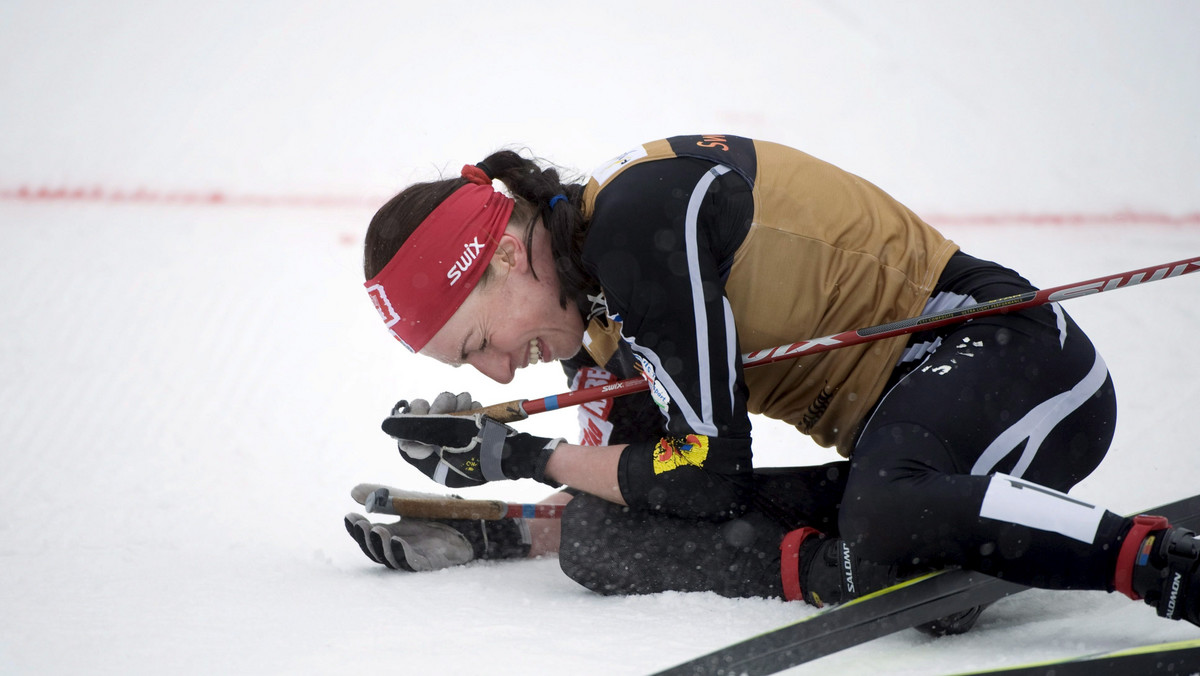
[841,254,1124,589]
[559,465,847,599]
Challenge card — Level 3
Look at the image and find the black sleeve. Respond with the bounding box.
[582,157,757,519]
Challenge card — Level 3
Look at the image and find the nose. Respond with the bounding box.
[470,351,515,384]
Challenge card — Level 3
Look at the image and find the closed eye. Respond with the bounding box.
[458,335,488,363]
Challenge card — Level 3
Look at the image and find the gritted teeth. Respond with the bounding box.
[528,338,542,365]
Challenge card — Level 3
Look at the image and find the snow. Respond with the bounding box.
[1,1,1198,674]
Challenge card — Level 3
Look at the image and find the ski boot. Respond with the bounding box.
[1114,515,1200,626]
[782,528,988,636]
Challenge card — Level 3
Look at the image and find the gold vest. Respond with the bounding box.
[582,137,957,455]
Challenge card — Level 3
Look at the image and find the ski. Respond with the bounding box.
[351,483,566,520]
[651,492,1200,676]
[944,637,1200,675]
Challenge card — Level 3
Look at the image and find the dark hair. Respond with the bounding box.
[363,150,592,310]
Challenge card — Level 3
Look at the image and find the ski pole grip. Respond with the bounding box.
[390,496,509,520]
[458,399,528,423]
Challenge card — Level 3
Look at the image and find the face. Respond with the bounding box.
[421,223,586,384]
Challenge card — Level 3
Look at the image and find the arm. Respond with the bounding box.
[544,442,627,505]
[579,158,758,519]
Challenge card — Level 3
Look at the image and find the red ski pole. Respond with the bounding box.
[469,256,1200,424]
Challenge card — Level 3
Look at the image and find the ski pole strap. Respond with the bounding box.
[1114,514,1169,600]
[479,418,511,482]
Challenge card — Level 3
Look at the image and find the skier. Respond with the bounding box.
[346,135,1200,631]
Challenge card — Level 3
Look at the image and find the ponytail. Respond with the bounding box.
[476,151,593,310]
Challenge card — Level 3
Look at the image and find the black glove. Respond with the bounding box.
[384,392,563,488]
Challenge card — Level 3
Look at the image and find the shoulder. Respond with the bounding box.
[580,157,712,270]
[593,156,715,215]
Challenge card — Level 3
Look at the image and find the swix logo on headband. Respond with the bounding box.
[447,237,487,286]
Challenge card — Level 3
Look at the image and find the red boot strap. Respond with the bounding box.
[1114,515,1170,600]
[781,527,823,605]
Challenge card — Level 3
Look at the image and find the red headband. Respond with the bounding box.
[365,169,514,352]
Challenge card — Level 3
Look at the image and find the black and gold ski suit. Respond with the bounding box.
[556,136,1125,600]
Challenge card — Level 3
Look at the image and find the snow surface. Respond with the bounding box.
[1,2,1199,674]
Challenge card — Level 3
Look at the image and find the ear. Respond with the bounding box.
[490,232,529,276]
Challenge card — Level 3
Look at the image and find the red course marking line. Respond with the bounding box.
[1,186,1198,225]
[0,185,385,209]
[923,211,1200,226]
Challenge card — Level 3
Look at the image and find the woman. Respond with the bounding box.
[346,135,1199,630]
